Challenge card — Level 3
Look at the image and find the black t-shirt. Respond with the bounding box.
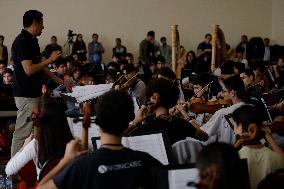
[12,29,43,97]
[53,147,161,189]
[130,115,197,145]
[197,42,212,62]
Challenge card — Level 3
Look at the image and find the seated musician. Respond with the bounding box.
[5,97,73,178]
[196,142,245,189]
[240,69,262,99]
[157,66,185,102]
[121,64,146,106]
[46,58,67,90]
[173,73,213,126]
[129,78,208,145]
[188,75,246,145]
[231,105,284,189]
[251,62,271,92]
[272,57,284,88]
[38,90,161,189]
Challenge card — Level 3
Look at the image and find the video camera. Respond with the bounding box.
[67,30,76,39]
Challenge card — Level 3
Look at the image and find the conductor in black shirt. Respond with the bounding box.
[11,10,70,156]
[38,90,161,189]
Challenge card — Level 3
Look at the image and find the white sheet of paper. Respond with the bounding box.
[95,133,169,165]
[168,168,199,189]
[122,133,169,165]
[69,117,100,150]
[66,84,112,103]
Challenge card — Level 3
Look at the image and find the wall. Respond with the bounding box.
[272,0,284,45]
[0,0,274,62]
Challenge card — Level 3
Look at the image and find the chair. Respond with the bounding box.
[258,168,284,189]
[38,153,63,181]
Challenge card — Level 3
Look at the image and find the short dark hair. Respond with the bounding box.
[147,31,155,37]
[236,46,245,53]
[158,67,176,80]
[0,35,4,40]
[54,57,67,68]
[192,73,212,87]
[3,68,13,76]
[205,33,212,38]
[23,10,43,28]
[51,36,57,39]
[234,62,245,73]
[146,78,179,109]
[243,69,255,80]
[223,75,245,99]
[232,105,264,139]
[122,63,136,74]
[157,55,166,63]
[126,53,133,58]
[160,36,166,41]
[92,33,98,38]
[250,61,266,72]
[197,142,242,189]
[95,90,134,136]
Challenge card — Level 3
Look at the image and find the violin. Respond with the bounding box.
[264,116,284,136]
[113,72,139,91]
[185,98,232,114]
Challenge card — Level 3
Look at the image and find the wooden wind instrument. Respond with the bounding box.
[81,102,92,150]
[211,25,219,73]
[171,25,179,74]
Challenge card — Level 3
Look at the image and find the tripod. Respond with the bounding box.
[64,37,74,56]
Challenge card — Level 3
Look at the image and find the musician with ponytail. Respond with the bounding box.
[232,105,284,189]
[5,97,73,178]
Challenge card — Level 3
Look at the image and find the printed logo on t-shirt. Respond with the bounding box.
[97,160,143,174]
[98,165,108,174]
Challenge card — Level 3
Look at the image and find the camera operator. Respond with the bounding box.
[72,34,87,63]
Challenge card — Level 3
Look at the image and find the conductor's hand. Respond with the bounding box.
[49,50,62,62]
[62,139,88,164]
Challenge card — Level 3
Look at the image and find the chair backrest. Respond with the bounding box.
[38,153,63,181]
[258,168,284,189]
[18,160,37,188]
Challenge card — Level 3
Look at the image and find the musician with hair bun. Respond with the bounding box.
[232,105,284,189]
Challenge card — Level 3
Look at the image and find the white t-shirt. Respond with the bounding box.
[201,102,246,144]
[239,146,284,189]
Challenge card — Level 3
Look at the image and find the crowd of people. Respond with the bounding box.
[1,9,284,189]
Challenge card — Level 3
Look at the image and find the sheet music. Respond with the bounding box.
[64,84,112,103]
[122,133,169,165]
[68,117,100,150]
[95,133,169,165]
[168,168,199,189]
